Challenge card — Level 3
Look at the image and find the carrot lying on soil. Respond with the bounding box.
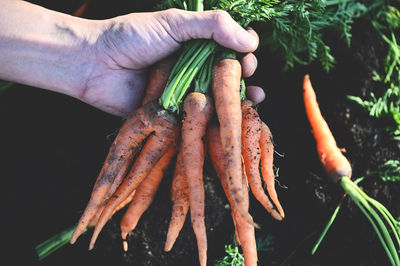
[302,74,352,181]
[259,122,285,218]
[121,146,177,251]
[70,57,177,244]
[207,124,257,266]
[241,100,283,220]
[212,57,256,228]
[181,92,213,266]
[88,107,179,250]
[164,146,190,252]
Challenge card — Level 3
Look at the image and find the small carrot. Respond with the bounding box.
[302,74,352,182]
[181,92,213,266]
[212,56,255,227]
[259,122,285,218]
[121,146,176,251]
[72,0,91,17]
[241,100,282,221]
[164,146,190,252]
[141,55,177,106]
[207,124,257,266]
[88,103,179,250]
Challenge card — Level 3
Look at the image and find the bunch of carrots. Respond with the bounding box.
[64,2,286,265]
[68,47,284,266]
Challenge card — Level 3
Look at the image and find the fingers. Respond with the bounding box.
[157,9,259,53]
[241,53,258,78]
[246,86,265,104]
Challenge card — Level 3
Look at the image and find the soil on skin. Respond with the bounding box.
[2,1,399,265]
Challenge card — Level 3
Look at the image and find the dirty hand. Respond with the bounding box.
[0,1,265,117]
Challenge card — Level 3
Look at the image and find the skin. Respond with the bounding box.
[0,0,265,117]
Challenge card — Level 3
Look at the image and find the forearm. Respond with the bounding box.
[0,0,100,98]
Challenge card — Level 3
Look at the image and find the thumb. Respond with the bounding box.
[156,8,259,53]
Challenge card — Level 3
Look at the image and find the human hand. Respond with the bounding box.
[81,9,265,117]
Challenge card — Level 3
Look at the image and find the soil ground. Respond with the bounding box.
[1,1,399,265]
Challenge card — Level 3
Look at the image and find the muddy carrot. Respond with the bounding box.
[121,146,176,251]
[212,56,255,227]
[164,147,190,252]
[71,104,155,244]
[207,124,257,266]
[141,56,177,106]
[181,92,213,266]
[88,103,179,250]
[241,100,282,220]
[303,74,352,182]
[259,122,285,218]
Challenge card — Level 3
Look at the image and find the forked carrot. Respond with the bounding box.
[212,57,256,227]
[260,122,285,218]
[207,124,257,266]
[121,146,176,251]
[181,92,213,266]
[88,103,179,250]
[164,146,190,252]
[71,104,154,244]
[241,100,282,220]
[302,74,352,181]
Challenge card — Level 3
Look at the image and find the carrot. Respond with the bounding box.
[121,146,176,251]
[88,107,179,250]
[207,124,257,266]
[234,158,257,266]
[164,146,190,252]
[259,122,285,218]
[72,0,91,17]
[141,55,177,106]
[212,57,256,227]
[181,92,213,266]
[241,100,282,221]
[70,103,155,244]
[302,74,352,182]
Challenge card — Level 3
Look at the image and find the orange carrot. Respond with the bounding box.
[302,74,352,182]
[71,103,155,244]
[181,92,213,266]
[212,58,255,227]
[121,146,176,251]
[207,124,257,266]
[141,55,177,106]
[88,108,179,250]
[72,0,91,17]
[259,122,285,218]
[164,146,190,252]
[241,100,282,221]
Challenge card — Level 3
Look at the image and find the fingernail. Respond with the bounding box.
[246,26,254,31]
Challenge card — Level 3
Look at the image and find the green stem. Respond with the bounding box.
[160,40,217,112]
[311,196,344,255]
[240,79,246,101]
[341,176,400,266]
[36,224,87,260]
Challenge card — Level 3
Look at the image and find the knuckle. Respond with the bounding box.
[211,10,231,25]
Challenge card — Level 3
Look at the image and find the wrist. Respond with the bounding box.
[0,0,101,99]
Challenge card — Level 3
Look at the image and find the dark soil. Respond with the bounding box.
[2,1,399,266]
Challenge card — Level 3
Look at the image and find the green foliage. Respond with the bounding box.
[215,235,275,265]
[156,0,368,71]
[347,1,400,140]
[215,241,244,266]
[374,160,400,182]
